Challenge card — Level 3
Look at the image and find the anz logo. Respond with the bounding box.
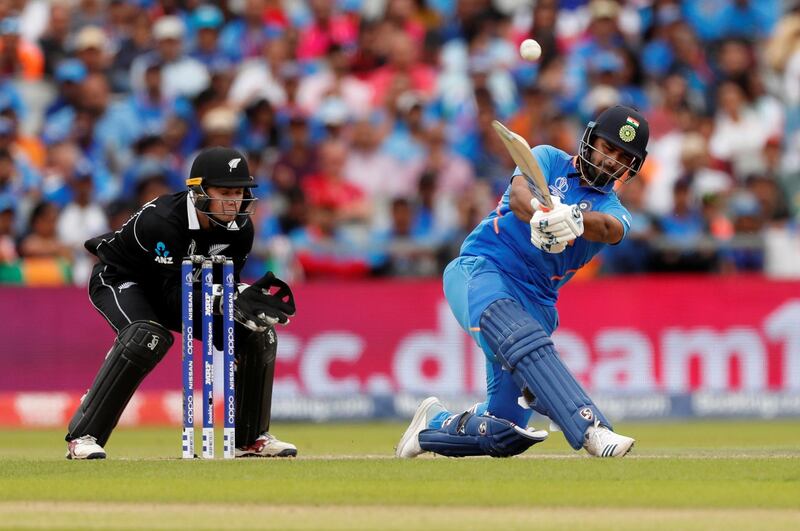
[154,241,173,264]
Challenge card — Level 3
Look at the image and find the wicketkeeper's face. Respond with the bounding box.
[205,186,245,223]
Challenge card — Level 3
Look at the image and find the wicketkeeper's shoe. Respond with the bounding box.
[583,419,635,457]
[235,432,297,458]
[395,396,447,458]
[65,435,106,460]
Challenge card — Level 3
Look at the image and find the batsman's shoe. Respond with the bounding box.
[583,419,635,458]
[236,432,297,458]
[65,435,106,460]
[395,396,447,458]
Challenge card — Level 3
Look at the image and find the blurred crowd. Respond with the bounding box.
[0,0,798,285]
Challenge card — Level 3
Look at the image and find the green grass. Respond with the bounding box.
[1,421,799,530]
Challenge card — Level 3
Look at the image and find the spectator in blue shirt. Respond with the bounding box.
[564,0,626,112]
[219,0,278,63]
[654,178,717,271]
[684,0,779,42]
[46,59,87,118]
[189,4,230,71]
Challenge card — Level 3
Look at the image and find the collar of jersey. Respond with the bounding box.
[186,192,201,230]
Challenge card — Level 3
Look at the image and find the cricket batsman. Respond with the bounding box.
[65,146,297,459]
[396,105,649,458]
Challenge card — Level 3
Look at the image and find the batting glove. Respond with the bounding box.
[530,225,568,253]
[530,196,584,244]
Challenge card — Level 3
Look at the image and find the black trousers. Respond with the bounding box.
[88,262,254,346]
[79,263,273,446]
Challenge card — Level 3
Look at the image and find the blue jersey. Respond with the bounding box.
[460,145,631,305]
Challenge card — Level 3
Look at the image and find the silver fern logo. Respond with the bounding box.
[208,243,230,256]
[228,158,241,172]
[117,281,136,293]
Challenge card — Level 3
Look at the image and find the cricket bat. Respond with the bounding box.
[491,120,554,211]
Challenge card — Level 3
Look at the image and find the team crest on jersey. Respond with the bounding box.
[228,158,242,172]
[154,241,173,264]
[578,200,593,211]
[208,243,230,256]
[117,281,136,293]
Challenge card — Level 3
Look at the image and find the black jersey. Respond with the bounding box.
[85,191,253,311]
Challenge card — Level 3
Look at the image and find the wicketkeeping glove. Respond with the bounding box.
[234,272,296,332]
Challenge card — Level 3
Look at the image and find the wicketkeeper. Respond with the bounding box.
[65,146,297,459]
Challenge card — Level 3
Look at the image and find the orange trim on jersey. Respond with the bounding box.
[469,327,481,332]
[493,203,504,234]
[551,268,578,281]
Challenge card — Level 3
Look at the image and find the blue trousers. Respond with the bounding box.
[442,256,559,427]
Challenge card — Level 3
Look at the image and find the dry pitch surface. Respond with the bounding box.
[1,420,798,530]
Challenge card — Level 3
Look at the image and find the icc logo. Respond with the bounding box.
[550,177,568,199]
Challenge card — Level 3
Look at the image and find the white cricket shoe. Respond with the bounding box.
[395,396,447,458]
[236,432,297,458]
[583,419,635,457]
[65,435,106,460]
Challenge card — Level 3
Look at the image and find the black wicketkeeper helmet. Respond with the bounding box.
[578,105,649,190]
[187,146,257,229]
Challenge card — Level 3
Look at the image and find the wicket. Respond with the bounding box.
[181,255,236,459]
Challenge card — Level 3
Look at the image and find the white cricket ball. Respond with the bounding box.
[519,38,542,62]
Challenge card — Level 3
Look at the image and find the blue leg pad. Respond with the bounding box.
[418,411,545,457]
[479,299,611,450]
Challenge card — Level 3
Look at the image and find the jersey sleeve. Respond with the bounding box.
[119,203,182,274]
[104,202,186,319]
[596,195,632,243]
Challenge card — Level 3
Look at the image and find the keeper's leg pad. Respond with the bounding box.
[479,299,610,449]
[235,327,277,447]
[418,411,547,457]
[66,320,173,446]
